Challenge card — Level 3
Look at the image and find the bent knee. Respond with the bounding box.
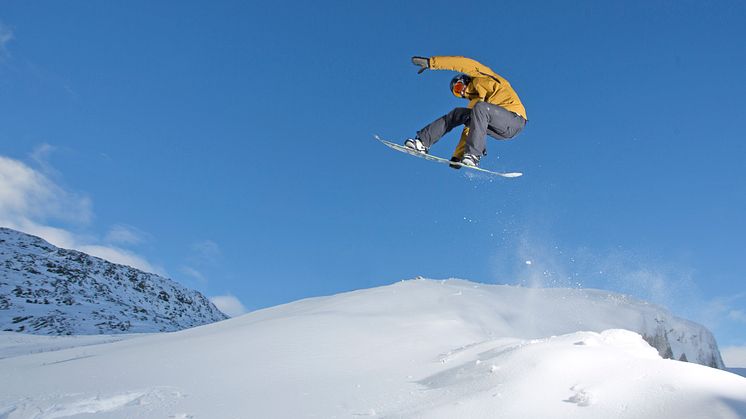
[472,101,490,114]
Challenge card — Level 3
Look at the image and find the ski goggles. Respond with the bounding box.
[452,81,467,97]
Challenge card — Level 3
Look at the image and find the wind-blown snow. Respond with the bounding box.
[0,279,744,418]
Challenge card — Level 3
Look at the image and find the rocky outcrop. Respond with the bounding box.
[0,227,227,335]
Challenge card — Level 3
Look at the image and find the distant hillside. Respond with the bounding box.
[0,227,227,335]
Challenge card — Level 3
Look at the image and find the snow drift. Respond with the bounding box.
[0,278,744,418]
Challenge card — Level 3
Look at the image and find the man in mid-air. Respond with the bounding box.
[406,55,528,168]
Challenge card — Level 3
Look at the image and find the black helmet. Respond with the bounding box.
[450,74,472,97]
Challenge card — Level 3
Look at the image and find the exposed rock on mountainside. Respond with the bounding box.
[0,227,227,335]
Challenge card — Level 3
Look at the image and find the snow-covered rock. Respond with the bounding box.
[1,278,743,418]
[0,227,227,335]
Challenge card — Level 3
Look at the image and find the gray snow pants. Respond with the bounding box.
[416,101,526,156]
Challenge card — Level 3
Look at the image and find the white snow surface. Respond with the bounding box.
[1,278,745,418]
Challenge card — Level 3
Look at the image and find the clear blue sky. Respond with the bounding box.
[1,1,745,355]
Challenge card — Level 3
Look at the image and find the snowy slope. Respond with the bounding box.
[0,331,136,360]
[0,279,744,419]
[730,368,746,378]
[0,227,227,335]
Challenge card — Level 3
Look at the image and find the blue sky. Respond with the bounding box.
[1,1,745,363]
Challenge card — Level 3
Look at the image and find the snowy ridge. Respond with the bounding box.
[1,278,743,418]
[0,227,227,335]
[345,278,723,368]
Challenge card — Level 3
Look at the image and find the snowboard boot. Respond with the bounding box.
[461,154,480,167]
[404,138,428,154]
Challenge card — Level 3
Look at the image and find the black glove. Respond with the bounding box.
[411,56,430,74]
[449,157,462,170]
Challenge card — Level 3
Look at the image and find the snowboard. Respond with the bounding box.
[374,135,522,178]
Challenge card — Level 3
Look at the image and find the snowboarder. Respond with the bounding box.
[405,56,528,168]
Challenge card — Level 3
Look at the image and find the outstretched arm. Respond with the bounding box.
[429,56,498,78]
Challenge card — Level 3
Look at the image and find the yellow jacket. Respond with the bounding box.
[430,56,527,120]
[428,56,527,159]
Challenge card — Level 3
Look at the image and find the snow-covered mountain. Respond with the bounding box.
[1,278,743,418]
[0,227,227,335]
